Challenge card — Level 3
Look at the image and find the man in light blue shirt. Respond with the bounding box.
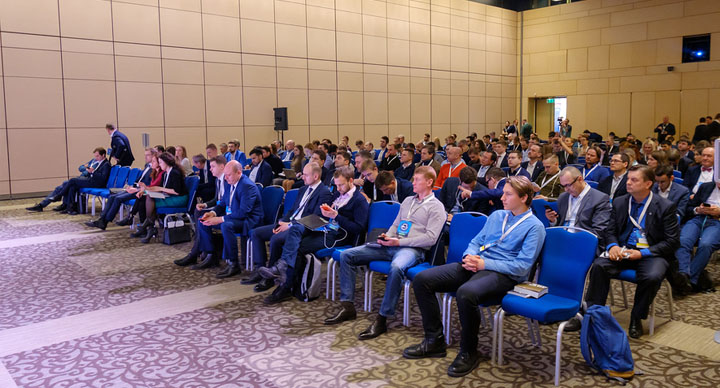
[403,176,545,378]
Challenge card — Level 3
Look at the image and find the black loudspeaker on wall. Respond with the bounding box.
[274,107,288,131]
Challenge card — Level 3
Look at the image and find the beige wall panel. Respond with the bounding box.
[163,84,206,127]
[275,0,306,26]
[203,15,241,52]
[117,82,164,127]
[410,22,431,43]
[63,52,115,81]
[338,91,364,125]
[452,79,469,96]
[451,95,469,124]
[308,69,337,90]
[307,6,335,30]
[620,74,681,93]
[161,0,201,12]
[411,76,431,94]
[364,14,387,37]
[607,93,631,135]
[276,24,308,58]
[65,127,116,171]
[309,125,338,143]
[431,26,450,46]
[363,35,388,64]
[588,45,610,70]
[567,48,588,73]
[501,53,516,76]
[4,77,64,128]
[680,89,709,139]
[277,67,308,89]
[432,123,451,139]
[410,124,431,143]
[431,44,451,70]
[60,0,112,40]
[284,125,310,146]
[364,92,389,125]
[388,93,411,124]
[0,82,4,128]
[163,59,204,84]
[2,48,62,78]
[469,32,486,50]
[486,35,501,53]
[486,51,502,75]
[64,80,117,128]
[451,47,469,72]
[338,124,363,143]
[522,36,559,54]
[388,19,410,40]
[432,95,451,123]
[469,96,486,123]
[410,41,431,68]
[207,126,245,149]
[364,73,387,93]
[308,90,338,125]
[578,13,610,30]
[708,89,720,118]
[337,32,363,62]
[307,28,337,60]
[2,32,60,50]
[12,177,69,194]
[243,65,277,88]
[502,97,516,123]
[601,24,647,46]
[0,129,7,182]
[647,13,720,40]
[469,49,486,73]
[338,72,364,91]
[244,87,277,126]
[240,0,274,22]
[411,94,431,124]
[388,2,410,21]
[567,95,587,134]
[388,39,410,67]
[610,3,683,26]
[409,6,430,24]
[0,0,59,36]
[241,20,276,55]
[7,128,67,180]
[654,91,681,129]
[486,82,501,98]
[202,0,239,17]
[586,94,608,135]
[577,79,609,95]
[388,75,410,93]
[205,63,243,87]
[432,77,451,95]
[205,86,244,126]
[165,127,208,158]
[336,10,363,34]
[112,2,160,45]
[630,92,655,137]
[560,29,601,50]
[277,88,309,126]
[245,126,278,150]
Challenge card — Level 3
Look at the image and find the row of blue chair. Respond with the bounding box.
[80,166,144,216]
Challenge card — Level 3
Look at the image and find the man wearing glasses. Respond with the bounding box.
[598,153,629,200]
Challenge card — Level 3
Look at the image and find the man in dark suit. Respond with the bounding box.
[27,153,105,212]
[654,116,676,144]
[358,159,388,202]
[461,167,507,214]
[653,165,690,220]
[224,139,247,166]
[598,153,629,201]
[684,146,714,195]
[584,165,680,338]
[692,117,708,144]
[245,162,333,291]
[476,150,497,186]
[85,148,157,229]
[174,156,229,268]
[376,171,414,203]
[675,181,720,294]
[521,144,544,182]
[380,144,402,171]
[492,141,509,169]
[195,160,264,279]
[394,148,416,181]
[61,147,112,215]
[261,146,284,177]
[261,166,369,304]
[106,124,134,166]
[506,150,531,179]
[704,114,720,142]
[246,148,273,188]
[438,166,489,217]
[192,154,216,202]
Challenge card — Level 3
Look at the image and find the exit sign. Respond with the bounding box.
[547,98,555,103]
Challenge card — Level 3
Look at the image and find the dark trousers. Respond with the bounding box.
[250,224,289,268]
[585,255,669,320]
[100,191,137,222]
[62,177,99,208]
[413,262,516,352]
[197,218,246,265]
[40,181,69,207]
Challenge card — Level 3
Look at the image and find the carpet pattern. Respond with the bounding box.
[0,199,719,387]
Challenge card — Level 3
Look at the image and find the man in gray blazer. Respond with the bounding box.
[652,165,690,221]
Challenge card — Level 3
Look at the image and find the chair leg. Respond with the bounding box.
[665,279,675,320]
[326,258,333,299]
[534,320,542,348]
[365,271,374,312]
[621,281,628,309]
[649,300,655,337]
[245,239,252,271]
[525,318,537,346]
[403,280,410,327]
[491,308,500,365]
[485,307,494,330]
[608,280,616,307]
[90,196,96,216]
[555,321,570,386]
[331,260,337,301]
[497,309,506,366]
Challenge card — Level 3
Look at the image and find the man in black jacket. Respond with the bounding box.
[106,124,134,166]
[437,166,489,217]
[584,165,680,338]
[61,147,112,215]
[597,153,629,201]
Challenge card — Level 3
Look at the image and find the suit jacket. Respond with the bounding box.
[683,165,709,192]
[331,188,370,245]
[583,164,611,183]
[438,177,488,214]
[653,182,690,221]
[224,150,247,166]
[280,150,295,161]
[88,159,112,187]
[281,183,333,223]
[207,175,230,209]
[678,156,693,177]
[597,173,627,201]
[554,188,612,253]
[161,167,187,196]
[507,167,531,180]
[380,154,401,171]
[214,175,263,236]
[265,154,284,176]
[707,120,720,140]
[416,159,441,176]
[495,153,509,169]
[556,151,577,167]
[110,131,134,166]
[393,178,415,203]
[137,163,153,186]
[521,160,544,182]
[692,124,708,144]
[249,160,273,188]
[470,178,506,213]
[607,193,680,261]
[654,122,676,143]
[394,163,415,181]
[685,182,719,222]
[196,162,216,202]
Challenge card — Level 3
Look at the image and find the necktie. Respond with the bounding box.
[292,187,314,220]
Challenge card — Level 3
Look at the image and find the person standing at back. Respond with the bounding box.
[106,124,134,166]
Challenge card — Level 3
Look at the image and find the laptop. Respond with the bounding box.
[364,228,387,248]
[283,169,298,179]
[297,214,330,231]
[145,191,168,199]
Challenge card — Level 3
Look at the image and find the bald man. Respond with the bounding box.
[434,146,466,189]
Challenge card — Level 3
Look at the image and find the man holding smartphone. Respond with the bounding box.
[674,180,720,294]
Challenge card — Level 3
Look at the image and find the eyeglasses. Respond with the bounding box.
[560,176,579,188]
[610,159,623,163]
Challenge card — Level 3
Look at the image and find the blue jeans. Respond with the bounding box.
[676,217,720,284]
[339,245,424,318]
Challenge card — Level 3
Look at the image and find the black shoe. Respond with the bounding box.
[140,226,158,244]
[67,207,79,215]
[130,222,149,238]
[241,271,263,285]
[85,220,99,228]
[174,252,199,267]
[26,204,43,212]
[254,278,274,292]
[263,286,293,305]
[191,253,218,270]
[358,315,387,340]
[403,335,447,359]
[447,351,480,378]
[85,219,107,230]
[53,204,67,212]
[115,216,134,226]
[673,272,694,297]
[563,316,582,332]
[695,270,715,293]
[216,264,241,279]
[628,317,643,339]
[324,302,357,325]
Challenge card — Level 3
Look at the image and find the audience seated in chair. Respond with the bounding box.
[506,150,531,179]
[193,154,216,203]
[375,171,414,204]
[684,146,715,195]
[438,166,490,218]
[394,148,416,181]
[435,146,467,190]
[59,147,112,215]
[653,165,690,220]
[533,155,563,200]
[245,148,273,188]
[597,153,629,201]
[581,146,611,183]
[460,167,507,214]
[520,144,544,182]
[358,159,388,202]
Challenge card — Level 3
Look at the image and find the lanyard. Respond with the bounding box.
[448,162,463,176]
[628,192,653,231]
[567,185,590,224]
[228,184,237,202]
[540,172,560,188]
[163,168,171,187]
[406,194,433,219]
[511,168,522,176]
[583,164,598,179]
[483,211,533,251]
[386,155,398,166]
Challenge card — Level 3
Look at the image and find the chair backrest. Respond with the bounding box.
[577,156,586,165]
[537,227,598,302]
[282,188,300,218]
[675,177,683,185]
[256,182,263,190]
[184,176,200,213]
[570,164,584,171]
[447,212,488,265]
[126,168,142,185]
[501,166,510,174]
[531,198,558,228]
[672,170,682,179]
[113,167,130,188]
[261,185,285,225]
[586,180,599,189]
[106,165,120,188]
[283,160,292,169]
[367,200,401,232]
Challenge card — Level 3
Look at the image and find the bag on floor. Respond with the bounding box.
[162,214,192,245]
[293,253,322,302]
[580,304,637,385]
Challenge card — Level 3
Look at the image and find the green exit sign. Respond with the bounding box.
[547,98,555,103]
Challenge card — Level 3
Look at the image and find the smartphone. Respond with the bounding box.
[702,203,711,207]
[544,205,553,211]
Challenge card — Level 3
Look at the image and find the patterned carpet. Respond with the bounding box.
[1,198,719,387]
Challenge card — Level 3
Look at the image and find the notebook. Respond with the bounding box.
[297,214,330,231]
